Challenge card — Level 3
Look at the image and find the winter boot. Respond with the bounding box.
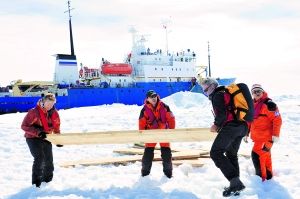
[161,147,173,178]
[266,169,273,180]
[43,173,53,183]
[223,177,245,197]
[141,147,155,177]
[33,180,42,188]
[32,174,42,188]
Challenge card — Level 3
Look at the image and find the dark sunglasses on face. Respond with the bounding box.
[204,84,212,93]
[252,90,262,95]
[150,94,157,98]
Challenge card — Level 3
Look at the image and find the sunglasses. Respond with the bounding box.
[150,94,157,98]
[43,93,56,101]
[204,84,213,93]
[252,90,262,95]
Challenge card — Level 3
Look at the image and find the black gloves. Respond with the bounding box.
[38,131,47,139]
[262,141,273,152]
[56,144,63,147]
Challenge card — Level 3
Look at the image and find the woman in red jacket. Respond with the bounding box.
[21,93,61,187]
[139,90,175,178]
[250,84,282,181]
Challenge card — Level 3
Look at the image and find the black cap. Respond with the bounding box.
[146,90,157,98]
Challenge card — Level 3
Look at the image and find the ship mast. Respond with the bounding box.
[161,17,171,56]
[207,41,211,77]
[65,0,75,56]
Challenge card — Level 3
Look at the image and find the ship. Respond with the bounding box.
[0,1,235,114]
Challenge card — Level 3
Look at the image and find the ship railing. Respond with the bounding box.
[0,87,10,93]
[0,92,11,97]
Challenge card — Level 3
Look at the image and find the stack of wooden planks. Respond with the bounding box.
[60,146,211,168]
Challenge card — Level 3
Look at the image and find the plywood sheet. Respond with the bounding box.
[47,128,214,145]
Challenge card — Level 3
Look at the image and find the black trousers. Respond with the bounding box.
[210,122,248,181]
[141,147,172,177]
[26,138,54,184]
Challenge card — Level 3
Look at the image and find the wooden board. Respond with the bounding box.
[60,149,208,168]
[112,147,206,155]
[60,156,143,168]
[172,159,205,167]
[47,128,214,145]
[113,148,148,155]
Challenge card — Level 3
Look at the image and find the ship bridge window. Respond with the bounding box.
[31,85,50,92]
[18,85,31,92]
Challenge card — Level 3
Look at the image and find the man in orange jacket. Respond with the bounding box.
[139,90,175,178]
[249,84,282,181]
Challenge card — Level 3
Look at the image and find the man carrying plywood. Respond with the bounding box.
[138,90,176,178]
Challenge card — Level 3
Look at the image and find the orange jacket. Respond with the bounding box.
[139,97,175,147]
[21,104,61,138]
[250,92,282,142]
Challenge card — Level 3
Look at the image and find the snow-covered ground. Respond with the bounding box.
[0,91,299,199]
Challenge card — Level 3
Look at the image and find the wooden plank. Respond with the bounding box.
[172,159,205,167]
[199,154,211,158]
[112,147,205,155]
[113,148,147,155]
[133,142,148,149]
[60,149,208,168]
[160,150,208,161]
[60,156,143,168]
[46,128,214,145]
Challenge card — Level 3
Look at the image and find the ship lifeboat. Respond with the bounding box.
[101,63,132,75]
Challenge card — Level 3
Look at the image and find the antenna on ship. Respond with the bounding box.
[64,0,75,56]
[207,41,211,77]
[54,1,77,85]
[128,26,137,49]
[161,17,172,56]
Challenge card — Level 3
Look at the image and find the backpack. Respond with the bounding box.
[224,83,254,122]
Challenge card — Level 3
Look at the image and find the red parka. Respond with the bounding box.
[250,92,282,142]
[139,97,175,147]
[21,102,61,138]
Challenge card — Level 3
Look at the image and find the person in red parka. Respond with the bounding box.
[249,84,282,181]
[139,90,175,178]
[21,93,61,188]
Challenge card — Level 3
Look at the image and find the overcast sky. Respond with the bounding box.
[1,0,300,94]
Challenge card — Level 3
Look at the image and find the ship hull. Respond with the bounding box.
[0,78,235,114]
